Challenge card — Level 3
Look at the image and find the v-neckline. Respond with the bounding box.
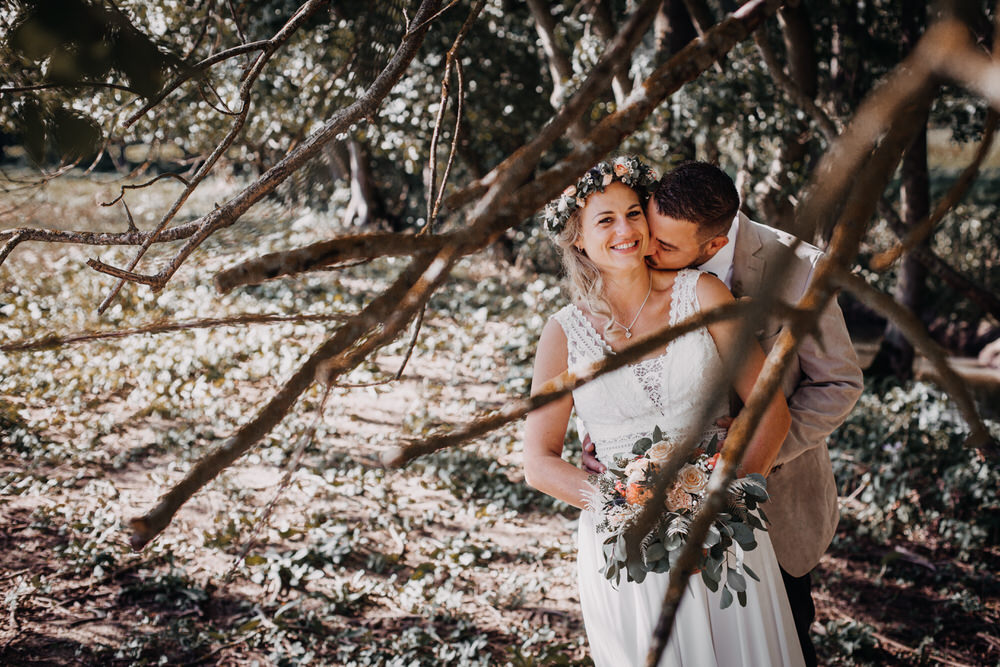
[569,269,688,364]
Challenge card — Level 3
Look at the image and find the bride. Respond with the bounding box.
[523,157,805,666]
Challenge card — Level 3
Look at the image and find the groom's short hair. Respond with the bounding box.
[652,161,740,240]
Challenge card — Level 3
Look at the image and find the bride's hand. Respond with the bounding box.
[581,434,606,474]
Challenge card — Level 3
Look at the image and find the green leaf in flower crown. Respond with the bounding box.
[652,426,663,443]
[727,568,747,593]
[720,585,734,609]
[632,437,653,455]
[701,567,720,591]
[644,541,666,563]
[744,563,760,582]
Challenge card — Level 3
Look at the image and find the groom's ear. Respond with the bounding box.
[705,235,729,256]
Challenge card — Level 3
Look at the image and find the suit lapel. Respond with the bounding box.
[731,213,766,298]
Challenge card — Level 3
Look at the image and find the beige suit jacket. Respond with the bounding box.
[730,214,864,577]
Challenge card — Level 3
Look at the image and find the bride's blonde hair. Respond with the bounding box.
[553,209,614,331]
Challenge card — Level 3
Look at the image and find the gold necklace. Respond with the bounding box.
[612,277,652,339]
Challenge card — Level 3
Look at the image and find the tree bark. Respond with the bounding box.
[342,137,401,231]
[871,8,930,380]
[591,0,633,104]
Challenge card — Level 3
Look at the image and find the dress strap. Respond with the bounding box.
[552,304,611,369]
[669,269,702,325]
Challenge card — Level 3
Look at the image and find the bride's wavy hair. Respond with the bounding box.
[551,178,652,335]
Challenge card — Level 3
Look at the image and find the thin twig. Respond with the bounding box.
[101,172,193,207]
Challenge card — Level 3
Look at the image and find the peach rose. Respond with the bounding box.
[665,485,693,511]
[613,162,629,177]
[678,464,708,495]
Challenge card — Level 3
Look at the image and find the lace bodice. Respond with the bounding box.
[552,269,728,467]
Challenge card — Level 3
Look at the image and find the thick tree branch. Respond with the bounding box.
[213,232,453,293]
[0,312,351,353]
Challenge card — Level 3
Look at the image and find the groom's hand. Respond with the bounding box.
[581,434,606,474]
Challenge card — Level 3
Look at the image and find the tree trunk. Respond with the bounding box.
[342,137,400,231]
[591,0,632,105]
[655,0,698,158]
[871,7,930,380]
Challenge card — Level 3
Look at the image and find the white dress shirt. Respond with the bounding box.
[696,215,739,289]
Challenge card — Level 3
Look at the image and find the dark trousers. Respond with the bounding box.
[780,566,818,667]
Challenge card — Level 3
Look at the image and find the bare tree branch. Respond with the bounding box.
[213,232,452,293]
[99,0,442,301]
[871,110,998,270]
[0,312,351,353]
[832,268,997,456]
[878,200,1000,321]
[92,0,330,314]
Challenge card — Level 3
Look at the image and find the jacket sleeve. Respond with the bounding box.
[774,255,864,467]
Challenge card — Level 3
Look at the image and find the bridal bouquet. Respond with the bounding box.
[588,426,770,608]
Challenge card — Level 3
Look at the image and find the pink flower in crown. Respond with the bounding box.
[678,464,708,495]
[602,172,613,186]
[563,184,577,197]
[613,162,630,177]
[576,197,586,207]
[665,485,693,511]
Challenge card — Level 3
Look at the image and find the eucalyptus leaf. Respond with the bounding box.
[744,563,760,582]
[737,590,748,607]
[727,568,747,593]
[632,437,653,455]
[701,567,720,591]
[720,585,734,609]
[644,541,666,563]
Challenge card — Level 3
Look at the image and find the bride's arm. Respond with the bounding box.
[523,318,593,509]
[697,274,791,476]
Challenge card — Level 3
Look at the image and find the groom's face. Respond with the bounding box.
[644,201,727,271]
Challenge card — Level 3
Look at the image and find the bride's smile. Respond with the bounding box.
[573,182,649,271]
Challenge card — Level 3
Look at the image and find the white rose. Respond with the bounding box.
[624,457,652,484]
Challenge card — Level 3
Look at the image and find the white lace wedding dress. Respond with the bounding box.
[551,269,804,667]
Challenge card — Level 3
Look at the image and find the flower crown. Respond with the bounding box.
[541,156,659,236]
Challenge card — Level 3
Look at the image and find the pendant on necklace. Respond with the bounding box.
[625,331,632,339]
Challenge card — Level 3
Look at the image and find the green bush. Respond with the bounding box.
[831,380,1000,557]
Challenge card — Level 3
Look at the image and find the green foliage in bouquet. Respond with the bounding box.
[590,427,770,608]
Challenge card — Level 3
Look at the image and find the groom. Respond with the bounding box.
[582,161,863,666]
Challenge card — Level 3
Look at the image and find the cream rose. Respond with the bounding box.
[602,172,613,186]
[647,440,676,464]
[678,464,708,495]
[624,456,651,483]
[562,184,577,197]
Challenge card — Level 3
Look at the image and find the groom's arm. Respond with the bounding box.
[774,260,864,467]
